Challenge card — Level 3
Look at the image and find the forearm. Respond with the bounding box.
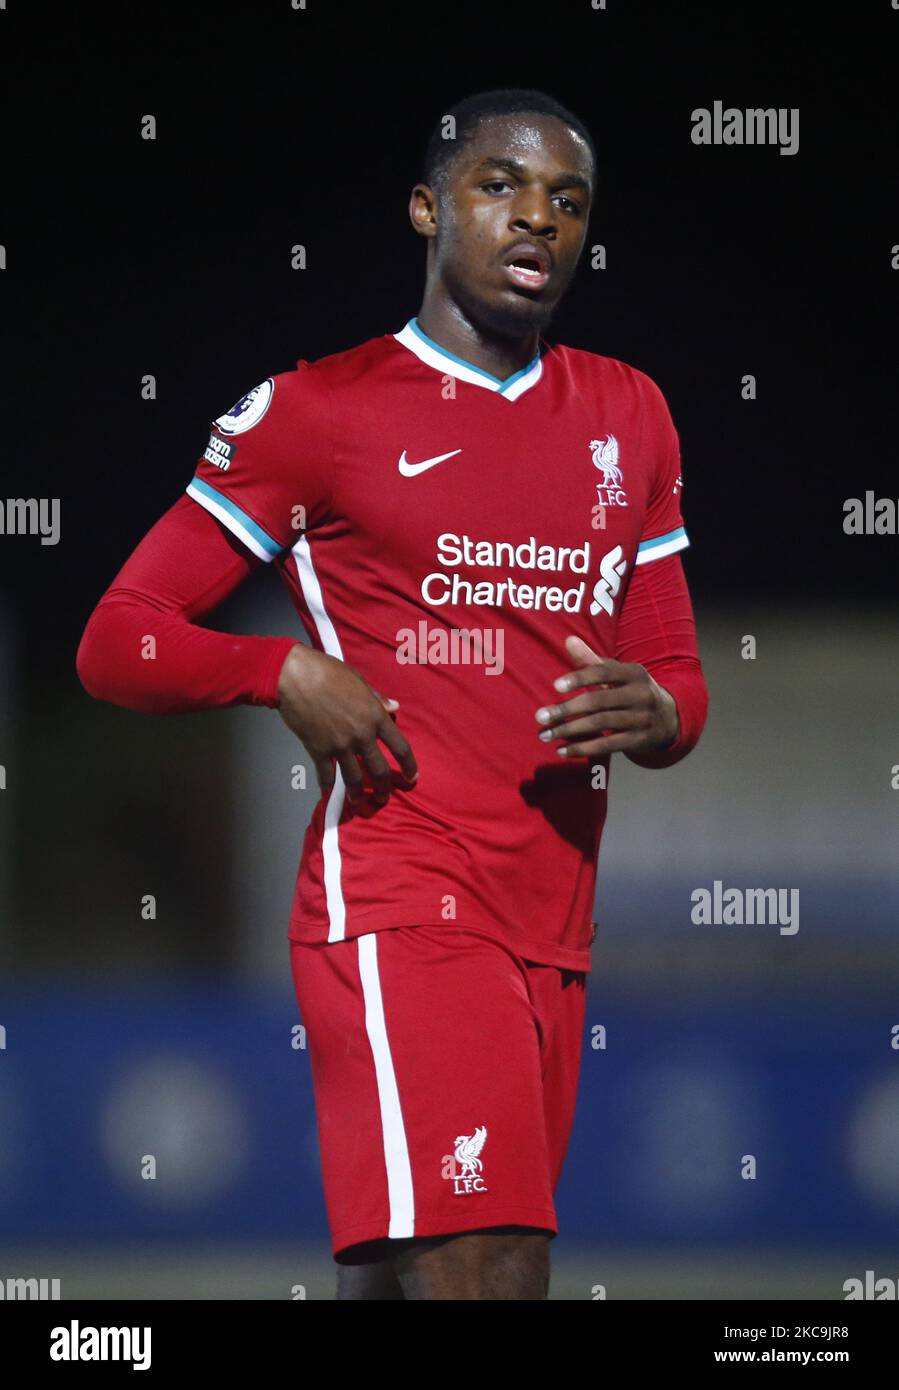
[616,553,708,768]
[626,656,707,767]
[76,494,298,714]
[77,597,298,713]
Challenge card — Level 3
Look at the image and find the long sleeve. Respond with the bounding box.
[76,494,299,714]
[615,552,708,768]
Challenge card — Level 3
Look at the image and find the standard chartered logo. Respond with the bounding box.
[418,533,629,618]
[421,532,623,614]
[589,544,628,617]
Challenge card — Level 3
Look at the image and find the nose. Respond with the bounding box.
[509,193,557,239]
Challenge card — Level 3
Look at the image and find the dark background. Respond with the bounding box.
[1,0,897,1298]
[3,0,896,632]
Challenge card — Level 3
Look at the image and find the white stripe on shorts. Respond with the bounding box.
[356,932,415,1238]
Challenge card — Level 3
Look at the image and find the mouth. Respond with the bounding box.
[502,243,552,293]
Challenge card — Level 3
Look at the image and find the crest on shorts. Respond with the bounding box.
[449,1125,489,1195]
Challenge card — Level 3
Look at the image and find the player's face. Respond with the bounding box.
[431,113,593,336]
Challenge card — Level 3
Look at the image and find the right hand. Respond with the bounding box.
[276,643,418,807]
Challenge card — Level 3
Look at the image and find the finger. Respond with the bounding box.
[377,716,419,784]
[556,731,639,758]
[358,742,394,804]
[535,685,641,728]
[336,750,367,803]
[539,710,638,743]
[564,634,603,666]
[313,754,336,793]
[553,658,634,694]
[370,685,400,711]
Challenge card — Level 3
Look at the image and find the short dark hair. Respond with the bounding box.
[421,88,596,199]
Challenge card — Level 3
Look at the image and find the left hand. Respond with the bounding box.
[535,635,679,758]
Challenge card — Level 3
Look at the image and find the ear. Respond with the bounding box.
[409,183,438,240]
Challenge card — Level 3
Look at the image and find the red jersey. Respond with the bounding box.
[184,319,692,971]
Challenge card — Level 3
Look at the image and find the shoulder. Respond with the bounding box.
[223,333,391,425]
[291,332,398,392]
[550,341,673,417]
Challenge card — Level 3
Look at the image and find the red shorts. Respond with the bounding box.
[289,923,587,1264]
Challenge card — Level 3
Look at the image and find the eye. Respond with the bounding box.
[482,180,514,194]
[554,195,580,214]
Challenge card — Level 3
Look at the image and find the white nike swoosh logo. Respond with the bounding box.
[398,448,462,477]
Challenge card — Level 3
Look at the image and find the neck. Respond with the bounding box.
[415,289,542,381]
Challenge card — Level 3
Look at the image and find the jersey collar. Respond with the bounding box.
[393,317,544,401]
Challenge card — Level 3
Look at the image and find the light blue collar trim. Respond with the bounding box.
[394,317,544,401]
